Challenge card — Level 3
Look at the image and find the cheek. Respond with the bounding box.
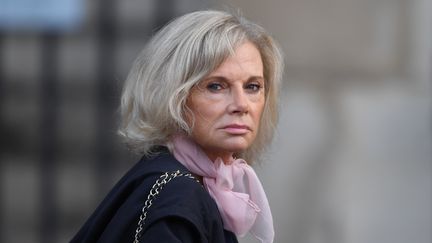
[253,97,266,116]
[186,94,216,130]
[194,106,219,130]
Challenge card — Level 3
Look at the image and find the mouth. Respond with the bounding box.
[222,124,251,134]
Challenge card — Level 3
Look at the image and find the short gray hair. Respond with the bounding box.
[119,10,284,163]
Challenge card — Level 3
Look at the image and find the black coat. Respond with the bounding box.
[71,147,238,243]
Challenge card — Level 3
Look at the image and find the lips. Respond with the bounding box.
[224,124,250,129]
[222,124,251,134]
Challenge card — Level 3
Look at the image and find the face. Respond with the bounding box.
[186,41,265,163]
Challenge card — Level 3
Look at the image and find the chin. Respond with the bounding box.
[221,137,252,152]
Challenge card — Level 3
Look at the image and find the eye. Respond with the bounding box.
[206,82,225,92]
[245,83,263,93]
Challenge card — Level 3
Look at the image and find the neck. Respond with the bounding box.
[203,150,234,165]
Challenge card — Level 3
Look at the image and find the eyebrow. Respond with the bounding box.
[203,75,265,82]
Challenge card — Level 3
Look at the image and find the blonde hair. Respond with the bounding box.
[119,10,284,163]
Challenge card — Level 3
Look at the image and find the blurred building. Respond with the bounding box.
[0,0,431,243]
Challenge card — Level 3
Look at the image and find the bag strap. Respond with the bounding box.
[133,170,200,243]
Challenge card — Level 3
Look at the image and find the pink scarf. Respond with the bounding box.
[170,134,274,243]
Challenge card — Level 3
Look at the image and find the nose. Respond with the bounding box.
[227,87,248,114]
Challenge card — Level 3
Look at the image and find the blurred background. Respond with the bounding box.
[0,0,430,243]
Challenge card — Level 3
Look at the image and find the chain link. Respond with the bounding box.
[133,170,199,243]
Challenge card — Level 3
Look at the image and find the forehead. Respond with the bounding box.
[207,41,263,78]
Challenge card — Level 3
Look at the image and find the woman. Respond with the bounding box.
[71,10,283,243]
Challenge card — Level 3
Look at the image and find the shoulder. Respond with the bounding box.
[129,148,188,178]
[71,149,202,242]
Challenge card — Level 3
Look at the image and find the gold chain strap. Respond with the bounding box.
[133,170,200,243]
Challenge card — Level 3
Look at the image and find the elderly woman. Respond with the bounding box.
[72,10,283,243]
